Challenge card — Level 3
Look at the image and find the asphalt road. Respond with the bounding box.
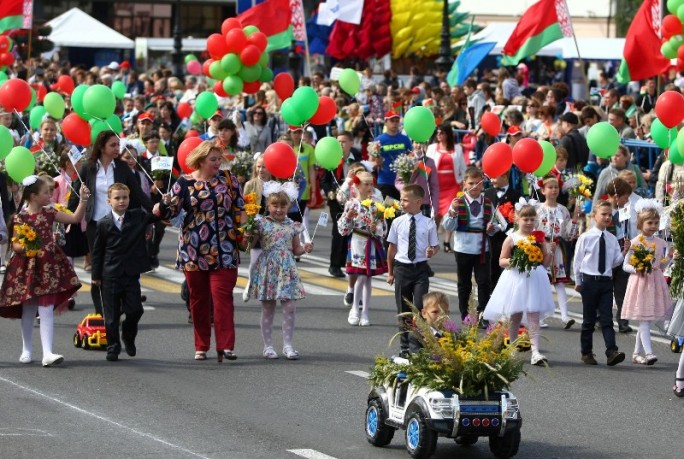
[0,210,682,459]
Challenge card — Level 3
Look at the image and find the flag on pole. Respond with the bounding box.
[448,17,497,86]
[501,0,573,66]
[616,0,669,84]
[290,0,306,41]
[0,0,24,34]
[416,162,432,178]
[22,0,32,29]
[237,0,294,51]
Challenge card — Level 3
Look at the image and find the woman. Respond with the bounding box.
[155,141,245,362]
[534,106,557,141]
[426,124,466,253]
[244,108,273,154]
[216,119,239,161]
[69,131,153,314]
[440,97,467,130]
[158,100,180,132]
[523,100,542,134]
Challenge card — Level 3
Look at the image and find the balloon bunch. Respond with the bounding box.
[649,90,684,164]
[662,0,684,66]
[0,36,15,71]
[63,83,123,145]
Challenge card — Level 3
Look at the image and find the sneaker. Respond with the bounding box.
[283,345,299,360]
[348,309,360,326]
[344,291,353,307]
[531,352,548,366]
[581,353,598,365]
[19,352,32,364]
[632,353,647,365]
[263,346,279,359]
[359,317,371,327]
[606,350,626,366]
[562,318,575,330]
[539,318,549,328]
[645,353,658,365]
[42,353,64,367]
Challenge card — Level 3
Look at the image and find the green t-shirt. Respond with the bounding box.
[296,144,314,200]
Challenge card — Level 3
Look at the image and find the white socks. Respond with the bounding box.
[21,304,38,358]
[261,300,297,349]
[261,300,276,348]
[554,284,568,321]
[527,312,541,354]
[281,300,296,348]
[508,313,523,348]
[20,304,56,360]
[353,276,372,320]
[634,320,653,355]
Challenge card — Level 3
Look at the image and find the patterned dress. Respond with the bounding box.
[337,198,388,276]
[0,207,82,318]
[249,217,306,301]
[536,204,577,284]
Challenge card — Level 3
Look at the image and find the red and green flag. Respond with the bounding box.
[237,0,294,52]
[416,162,432,178]
[0,0,24,34]
[501,0,573,66]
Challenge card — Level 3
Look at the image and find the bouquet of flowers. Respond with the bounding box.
[240,192,261,253]
[563,173,593,200]
[629,235,656,274]
[390,154,417,184]
[12,223,43,257]
[671,201,684,298]
[231,151,254,179]
[509,231,545,275]
[498,201,515,223]
[367,141,382,158]
[35,149,60,177]
[151,169,171,182]
[369,301,525,399]
[362,198,396,220]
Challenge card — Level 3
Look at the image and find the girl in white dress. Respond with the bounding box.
[484,201,556,366]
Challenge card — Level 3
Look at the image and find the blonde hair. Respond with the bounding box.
[617,169,636,181]
[541,176,559,188]
[108,182,130,198]
[355,171,373,184]
[186,141,222,170]
[267,191,292,207]
[636,208,659,230]
[516,204,537,219]
[422,292,449,313]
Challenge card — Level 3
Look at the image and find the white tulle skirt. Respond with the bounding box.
[483,265,556,323]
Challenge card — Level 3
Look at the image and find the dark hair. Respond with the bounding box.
[142,130,161,143]
[249,108,268,126]
[218,119,238,150]
[437,124,455,151]
[580,106,599,124]
[90,131,119,163]
[59,152,71,169]
[605,177,632,197]
[21,176,47,208]
[337,130,353,141]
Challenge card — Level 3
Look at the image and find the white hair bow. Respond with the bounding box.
[634,198,662,215]
[514,196,538,211]
[253,152,262,161]
[22,175,40,187]
[262,180,299,202]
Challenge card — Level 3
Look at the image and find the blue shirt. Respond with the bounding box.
[376,132,412,185]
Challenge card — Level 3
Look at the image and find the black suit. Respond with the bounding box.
[0,171,15,222]
[484,186,521,290]
[91,208,153,356]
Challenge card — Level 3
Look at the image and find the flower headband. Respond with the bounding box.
[514,196,538,211]
[634,198,662,215]
[22,175,40,187]
[262,180,299,202]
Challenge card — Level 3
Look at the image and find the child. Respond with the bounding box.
[248,182,313,360]
[442,166,496,324]
[574,200,630,366]
[91,183,154,361]
[139,130,162,176]
[408,291,449,353]
[339,171,390,327]
[537,176,580,329]
[549,146,570,208]
[668,271,684,396]
[483,202,555,366]
[0,175,90,366]
[620,200,672,365]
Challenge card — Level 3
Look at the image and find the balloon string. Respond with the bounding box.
[49,112,85,186]
[352,96,377,141]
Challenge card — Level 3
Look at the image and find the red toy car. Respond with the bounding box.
[503,325,531,351]
[73,314,107,350]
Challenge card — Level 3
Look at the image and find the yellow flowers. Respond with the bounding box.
[570,174,594,200]
[361,198,372,207]
[630,237,657,274]
[510,234,545,274]
[244,192,257,205]
[383,207,396,219]
[456,191,464,198]
[240,192,260,253]
[54,203,72,214]
[12,223,43,258]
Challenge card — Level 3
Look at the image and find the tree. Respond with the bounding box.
[615,0,646,37]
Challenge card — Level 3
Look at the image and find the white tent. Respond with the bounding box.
[47,8,134,49]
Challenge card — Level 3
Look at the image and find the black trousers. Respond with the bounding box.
[148,221,166,267]
[86,220,103,315]
[328,200,348,269]
[489,233,507,292]
[394,262,430,352]
[455,251,491,320]
[102,275,144,355]
[580,278,618,356]
[612,266,630,327]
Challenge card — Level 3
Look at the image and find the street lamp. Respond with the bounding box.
[433,0,453,72]
[171,0,184,77]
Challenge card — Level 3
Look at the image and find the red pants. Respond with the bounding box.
[184,268,237,352]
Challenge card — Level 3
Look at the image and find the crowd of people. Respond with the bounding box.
[0,56,683,398]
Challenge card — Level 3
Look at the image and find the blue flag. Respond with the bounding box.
[447,41,497,86]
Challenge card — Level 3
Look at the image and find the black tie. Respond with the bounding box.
[408,216,416,261]
[598,232,606,274]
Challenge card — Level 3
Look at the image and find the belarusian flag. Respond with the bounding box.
[501,0,573,66]
[416,162,432,178]
[237,0,294,51]
[0,0,23,34]
[616,0,669,84]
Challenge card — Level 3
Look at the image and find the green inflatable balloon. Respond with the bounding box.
[259,52,269,67]
[404,106,435,143]
[111,81,126,100]
[221,53,242,75]
[71,84,92,121]
[587,121,620,159]
[280,98,306,126]
[292,86,319,121]
[314,137,344,170]
[26,87,36,112]
[338,68,360,96]
[195,91,219,119]
[43,92,65,119]
[678,5,684,23]
[662,41,678,60]
[223,76,244,96]
[533,140,557,177]
[652,118,677,149]
[210,60,228,80]
[105,114,123,134]
[260,66,274,83]
[184,54,198,64]
[0,125,13,160]
[669,0,684,15]
[239,64,261,83]
[29,105,47,130]
[89,118,109,144]
[671,139,684,165]
[83,84,116,119]
[190,112,203,125]
[0,71,7,83]
[5,146,35,183]
[243,25,259,36]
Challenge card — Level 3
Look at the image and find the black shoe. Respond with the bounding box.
[344,292,353,306]
[328,266,345,278]
[68,298,76,310]
[399,350,410,359]
[478,318,489,329]
[606,350,625,366]
[618,325,633,333]
[106,352,119,362]
[581,353,598,365]
[140,295,147,303]
[122,337,136,357]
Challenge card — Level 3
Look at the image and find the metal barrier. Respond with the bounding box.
[621,138,661,171]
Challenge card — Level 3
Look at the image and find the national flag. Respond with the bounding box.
[237,0,294,51]
[448,16,497,86]
[616,0,670,84]
[501,0,573,66]
[416,162,432,178]
[290,0,306,41]
[0,0,24,34]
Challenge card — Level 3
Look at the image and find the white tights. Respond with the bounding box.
[634,321,653,355]
[676,351,684,390]
[554,283,569,321]
[261,300,296,349]
[352,275,372,320]
[21,302,55,358]
[509,312,541,354]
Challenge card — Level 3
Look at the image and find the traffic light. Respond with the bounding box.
[12,25,54,59]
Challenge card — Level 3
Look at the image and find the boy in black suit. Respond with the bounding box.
[91,183,153,361]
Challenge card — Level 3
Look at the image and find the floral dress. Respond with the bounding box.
[536,204,577,283]
[337,198,388,276]
[249,217,306,301]
[0,207,81,318]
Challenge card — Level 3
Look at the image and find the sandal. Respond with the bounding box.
[443,241,452,253]
[283,345,299,360]
[194,351,207,361]
[674,378,684,398]
[263,346,279,359]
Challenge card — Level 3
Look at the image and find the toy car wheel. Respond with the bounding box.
[405,411,437,459]
[489,428,521,458]
[365,398,395,447]
[455,435,478,446]
[73,333,81,348]
[672,338,682,353]
[82,334,91,350]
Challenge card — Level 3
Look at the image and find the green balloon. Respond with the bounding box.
[210,60,228,80]
[0,125,13,160]
[670,33,684,52]
[195,91,219,119]
[184,54,198,64]
[292,86,319,121]
[105,114,123,134]
[190,112,203,125]
[662,41,677,60]
[243,25,259,36]
[239,64,261,83]
[5,146,35,183]
[43,92,65,119]
[206,78,216,87]
[83,84,116,119]
[221,53,242,75]
[259,52,269,67]
[669,0,684,14]
[260,66,274,82]
[652,118,677,149]
[314,137,344,170]
[223,76,244,96]
[29,105,47,130]
[678,5,684,23]
[280,98,306,126]
[533,140,557,177]
[89,118,109,144]
[0,71,7,83]
[587,121,620,159]
[338,68,360,96]
[111,80,126,100]
[404,106,435,143]
[71,85,92,121]
[671,138,684,164]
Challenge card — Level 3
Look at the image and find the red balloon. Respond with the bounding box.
[0,78,32,112]
[678,45,684,62]
[273,72,295,101]
[309,96,337,125]
[185,129,200,139]
[57,75,75,95]
[62,113,92,146]
[664,15,683,40]
[243,80,261,94]
[240,45,261,67]
[512,138,543,173]
[202,59,214,77]
[221,17,243,36]
[207,33,229,59]
[247,32,268,52]
[0,53,14,66]
[31,83,47,103]
[177,101,192,119]
[481,112,502,137]
[225,28,247,54]
[214,80,228,97]
[655,90,684,128]
[177,137,203,173]
[0,36,10,53]
[482,142,513,178]
[263,142,297,179]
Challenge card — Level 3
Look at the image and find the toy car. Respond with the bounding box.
[73,313,107,350]
[366,359,522,459]
[503,325,531,352]
[672,336,684,353]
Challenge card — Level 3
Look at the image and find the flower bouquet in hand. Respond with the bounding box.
[231,151,254,179]
[509,231,545,276]
[671,201,684,298]
[240,192,261,253]
[367,141,382,158]
[563,173,593,200]
[362,199,396,221]
[629,235,656,274]
[390,154,417,184]
[12,223,43,257]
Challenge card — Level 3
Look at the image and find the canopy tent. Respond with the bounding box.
[47,8,134,49]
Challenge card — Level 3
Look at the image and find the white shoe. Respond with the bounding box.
[19,352,32,364]
[645,353,658,365]
[242,283,251,302]
[348,310,360,326]
[283,345,299,360]
[632,353,647,365]
[263,346,278,359]
[531,352,548,366]
[539,319,549,328]
[42,353,64,367]
[359,318,371,327]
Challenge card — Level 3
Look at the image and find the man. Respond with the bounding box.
[288,126,316,226]
[636,78,657,114]
[199,111,223,140]
[608,108,636,139]
[559,112,590,170]
[122,111,155,156]
[464,79,486,129]
[601,88,620,114]
[375,111,412,200]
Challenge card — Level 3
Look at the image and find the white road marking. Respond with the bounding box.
[0,376,211,459]
[288,449,338,459]
[0,428,52,436]
[345,370,370,379]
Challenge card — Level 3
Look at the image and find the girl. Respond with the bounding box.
[0,175,90,366]
[483,202,556,366]
[536,177,579,329]
[621,200,672,365]
[248,182,313,360]
[668,252,684,396]
[337,171,388,327]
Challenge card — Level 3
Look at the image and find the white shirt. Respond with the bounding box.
[112,210,125,230]
[93,160,115,222]
[573,227,624,284]
[387,212,439,264]
[442,193,490,255]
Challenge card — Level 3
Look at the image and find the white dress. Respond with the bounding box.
[483,233,556,323]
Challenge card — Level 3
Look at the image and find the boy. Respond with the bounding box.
[409,292,449,353]
[91,183,154,362]
[387,184,440,356]
[139,130,162,176]
[573,200,629,366]
[443,167,496,324]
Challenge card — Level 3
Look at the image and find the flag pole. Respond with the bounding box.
[299,0,312,77]
[563,0,589,101]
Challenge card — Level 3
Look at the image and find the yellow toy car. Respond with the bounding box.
[73,314,107,350]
